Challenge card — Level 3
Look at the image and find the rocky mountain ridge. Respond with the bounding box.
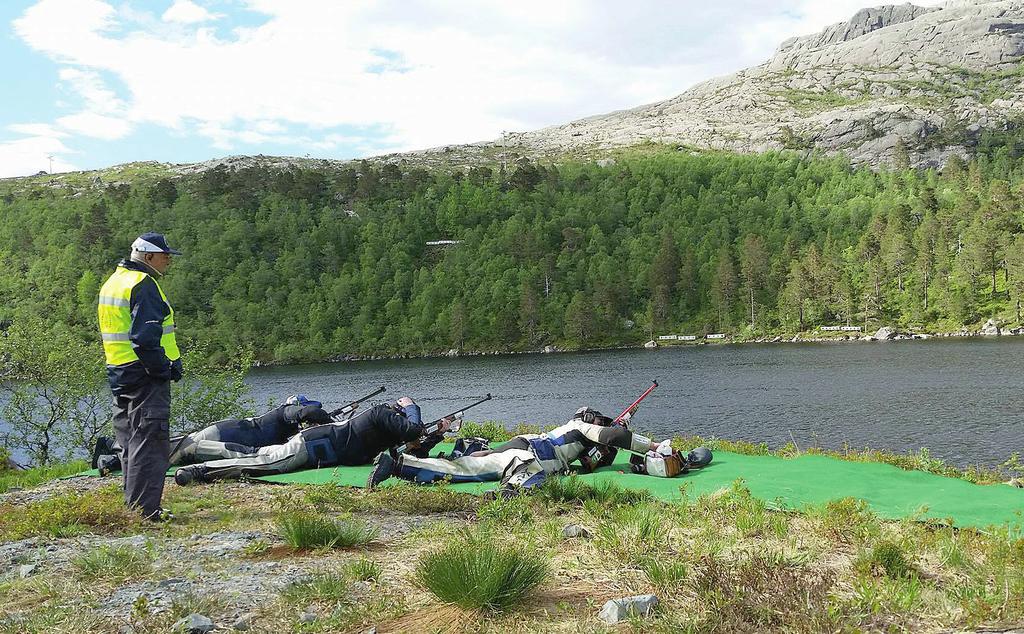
[393,0,1024,169]
[6,0,1024,182]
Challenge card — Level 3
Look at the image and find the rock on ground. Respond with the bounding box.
[597,594,659,624]
[562,524,591,539]
[172,613,214,634]
[980,318,1002,335]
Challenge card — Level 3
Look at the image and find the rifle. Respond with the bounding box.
[329,385,386,421]
[390,393,493,457]
[579,381,658,471]
[613,380,658,424]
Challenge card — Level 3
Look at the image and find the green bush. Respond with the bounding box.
[416,530,549,610]
[0,483,142,540]
[277,511,378,549]
[0,319,109,466]
[170,341,254,436]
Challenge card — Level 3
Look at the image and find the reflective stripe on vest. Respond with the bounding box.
[97,266,180,366]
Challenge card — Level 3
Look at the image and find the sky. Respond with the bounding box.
[0,0,946,178]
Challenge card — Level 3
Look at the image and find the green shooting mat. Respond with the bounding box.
[252,446,1023,531]
[77,444,1024,531]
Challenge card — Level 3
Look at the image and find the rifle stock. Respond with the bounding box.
[391,393,493,456]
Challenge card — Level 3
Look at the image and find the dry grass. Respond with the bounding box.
[1,466,1023,633]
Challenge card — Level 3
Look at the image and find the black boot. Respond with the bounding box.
[174,464,208,486]
[366,452,398,489]
[91,436,113,469]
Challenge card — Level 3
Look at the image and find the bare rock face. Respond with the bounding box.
[399,0,1024,170]
[775,4,940,56]
[980,318,1002,335]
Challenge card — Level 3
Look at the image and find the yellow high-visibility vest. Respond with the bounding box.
[97,265,180,366]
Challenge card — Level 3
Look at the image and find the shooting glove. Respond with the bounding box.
[169,358,183,382]
[299,405,333,427]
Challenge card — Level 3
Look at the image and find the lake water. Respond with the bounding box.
[246,338,1024,469]
[4,339,1022,468]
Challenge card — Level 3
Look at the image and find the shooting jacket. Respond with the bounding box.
[301,404,422,466]
[508,419,652,474]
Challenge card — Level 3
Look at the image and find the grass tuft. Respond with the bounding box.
[348,558,382,583]
[277,511,378,550]
[0,460,90,495]
[696,480,788,538]
[868,541,916,578]
[457,421,542,443]
[303,481,479,515]
[73,543,155,581]
[282,572,351,605]
[416,529,549,611]
[806,497,880,543]
[690,554,842,632]
[538,474,651,507]
[595,505,669,565]
[169,591,228,620]
[639,556,688,590]
[477,493,533,526]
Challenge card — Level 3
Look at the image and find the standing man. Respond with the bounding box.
[97,232,183,521]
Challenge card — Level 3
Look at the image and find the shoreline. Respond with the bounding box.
[252,325,1024,368]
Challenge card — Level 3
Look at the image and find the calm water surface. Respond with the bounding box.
[247,338,1024,469]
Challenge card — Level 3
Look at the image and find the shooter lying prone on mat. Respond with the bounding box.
[367,383,711,498]
[173,395,491,485]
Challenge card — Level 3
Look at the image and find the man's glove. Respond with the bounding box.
[300,405,333,427]
[169,358,183,382]
[656,439,673,456]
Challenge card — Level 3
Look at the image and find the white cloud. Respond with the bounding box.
[56,112,132,140]
[8,0,950,168]
[7,123,67,138]
[162,0,218,24]
[0,134,78,178]
[58,68,124,113]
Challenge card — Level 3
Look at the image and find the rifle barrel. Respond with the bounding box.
[394,393,493,455]
[613,380,658,423]
[329,385,386,417]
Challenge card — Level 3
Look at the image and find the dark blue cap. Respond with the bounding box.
[132,232,182,255]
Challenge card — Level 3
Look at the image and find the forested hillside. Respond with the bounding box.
[2,140,1024,364]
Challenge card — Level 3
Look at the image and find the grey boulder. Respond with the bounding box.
[598,594,659,624]
[980,318,1001,336]
[173,614,214,634]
